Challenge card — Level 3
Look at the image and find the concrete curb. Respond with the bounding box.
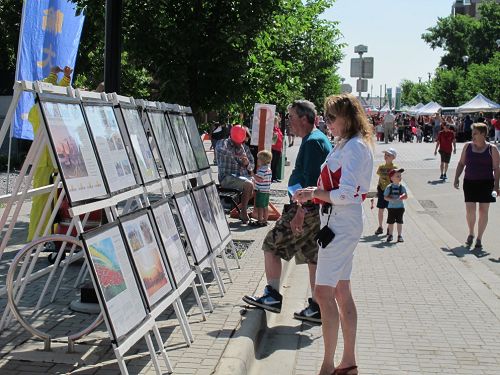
[215,250,297,375]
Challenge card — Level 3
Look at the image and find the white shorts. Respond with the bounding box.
[315,204,363,287]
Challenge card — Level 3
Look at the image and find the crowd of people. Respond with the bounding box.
[369,111,499,144]
[208,96,499,375]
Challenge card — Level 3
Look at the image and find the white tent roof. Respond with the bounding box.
[416,102,442,116]
[408,103,424,115]
[379,102,391,113]
[457,93,500,113]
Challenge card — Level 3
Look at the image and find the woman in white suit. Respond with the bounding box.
[294,94,374,375]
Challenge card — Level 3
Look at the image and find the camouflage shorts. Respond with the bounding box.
[262,203,320,264]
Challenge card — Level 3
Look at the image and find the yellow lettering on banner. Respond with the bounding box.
[37,44,56,68]
[41,8,64,34]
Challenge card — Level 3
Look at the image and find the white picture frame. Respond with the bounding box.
[192,187,221,250]
[83,104,138,194]
[175,192,211,264]
[120,106,161,184]
[39,98,107,205]
[167,113,198,173]
[204,183,231,240]
[182,114,210,170]
[81,224,148,342]
[121,211,173,307]
[150,201,192,286]
[146,111,183,177]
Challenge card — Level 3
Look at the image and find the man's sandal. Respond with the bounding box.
[333,365,358,375]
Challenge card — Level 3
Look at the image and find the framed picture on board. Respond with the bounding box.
[146,110,183,178]
[83,103,138,195]
[182,114,210,170]
[119,105,161,185]
[150,200,192,286]
[192,187,221,250]
[81,223,148,343]
[204,183,231,241]
[120,210,174,308]
[173,192,211,265]
[37,95,108,206]
[166,112,198,174]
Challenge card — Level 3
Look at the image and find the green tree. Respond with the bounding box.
[463,52,500,103]
[400,79,432,106]
[422,0,500,68]
[242,0,343,113]
[0,0,22,94]
[430,67,467,106]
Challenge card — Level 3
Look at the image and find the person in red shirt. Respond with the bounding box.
[434,122,456,180]
[271,116,284,182]
[492,116,500,144]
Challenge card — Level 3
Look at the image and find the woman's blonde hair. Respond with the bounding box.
[324,94,374,147]
[472,122,488,136]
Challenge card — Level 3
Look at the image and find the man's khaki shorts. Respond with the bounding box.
[262,203,320,264]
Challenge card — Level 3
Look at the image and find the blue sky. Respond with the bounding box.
[322,0,453,97]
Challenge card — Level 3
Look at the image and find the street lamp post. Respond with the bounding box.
[427,72,432,82]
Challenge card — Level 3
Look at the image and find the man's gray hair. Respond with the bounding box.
[289,100,316,125]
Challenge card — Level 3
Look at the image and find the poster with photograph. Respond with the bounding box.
[167,113,198,173]
[40,100,107,204]
[182,115,210,170]
[121,107,160,184]
[204,183,231,240]
[121,213,173,307]
[84,105,137,193]
[250,103,276,151]
[175,193,211,264]
[192,188,221,250]
[147,111,183,177]
[151,201,192,285]
[82,225,147,341]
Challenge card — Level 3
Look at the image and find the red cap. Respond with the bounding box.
[230,125,246,143]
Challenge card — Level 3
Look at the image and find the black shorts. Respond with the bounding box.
[376,186,389,209]
[439,150,451,164]
[387,208,405,224]
[463,179,496,203]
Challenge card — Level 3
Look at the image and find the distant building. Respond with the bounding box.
[451,0,500,18]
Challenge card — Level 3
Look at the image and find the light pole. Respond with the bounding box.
[427,72,432,82]
[418,77,422,84]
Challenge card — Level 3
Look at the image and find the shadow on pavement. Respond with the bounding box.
[427,179,446,185]
[255,324,317,360]
[370,241,396,249]
[360,234,383,243]
[489,257,500,263]
[440,245,490,258]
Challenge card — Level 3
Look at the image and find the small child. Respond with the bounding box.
[251,150,273,227]
[384,168,408,243]
[374,148,398,236]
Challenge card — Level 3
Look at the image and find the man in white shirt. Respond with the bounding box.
[383,112,395,144]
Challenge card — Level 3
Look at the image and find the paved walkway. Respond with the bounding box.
[0,140,499,374]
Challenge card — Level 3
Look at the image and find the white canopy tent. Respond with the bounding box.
[457,93,500,113]
[416,102,442,116]
[379,102,391,113]
[408,103,424,115]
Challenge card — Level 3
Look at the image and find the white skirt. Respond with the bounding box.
[315,204,363,287]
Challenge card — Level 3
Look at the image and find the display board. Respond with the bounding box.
[192,187,221,250]
[204,183,231,240]
[120,106,161,185]
[150,200,192,286]
[146,110,183,177]
[81,223,148,343]
[120,210,174,308]
[174,192,211,265]
[38,96,108,205]
[83,103,138,194]
[166,113,198,174]
[250,103,276,151]
[182,114,210,170]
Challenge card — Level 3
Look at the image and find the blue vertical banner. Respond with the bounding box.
[13,0,85,140]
